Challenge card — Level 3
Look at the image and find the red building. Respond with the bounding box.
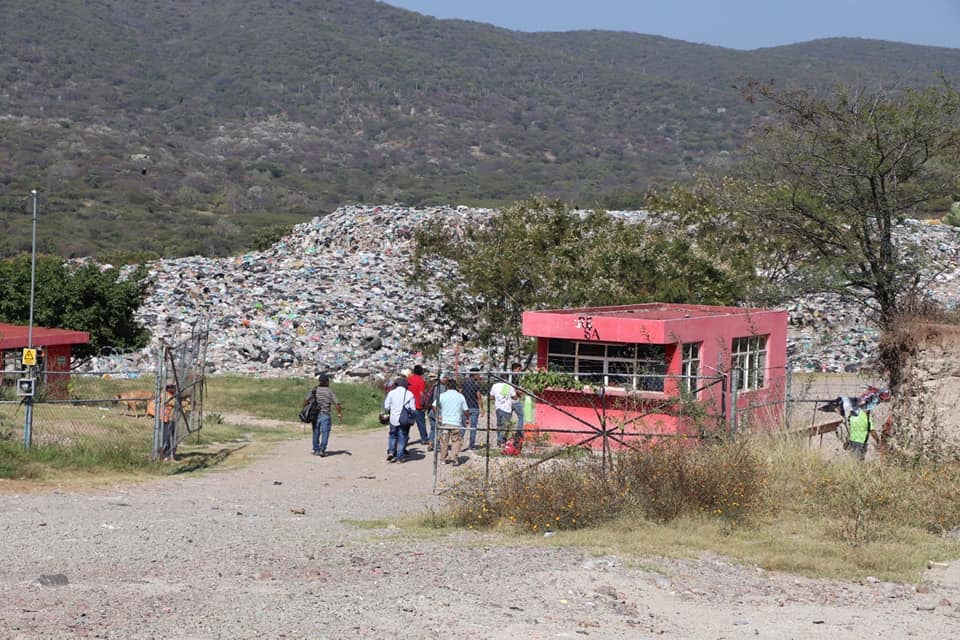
[0,323,90,399]
[521,303,788,447]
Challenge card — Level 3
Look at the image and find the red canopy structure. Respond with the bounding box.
[0,323,90,399]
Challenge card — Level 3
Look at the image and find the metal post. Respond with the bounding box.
[784,365,793,430]
[600,386,608,482]
[23,189,38,449]
[483,371,492,489]
[730,369,743,438]
[152,346,165,461]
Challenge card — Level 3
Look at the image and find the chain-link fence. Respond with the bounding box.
[152,320,208,461]
[1,320,208,461]
[423,363,893,490]
[425,368,727,491]
[785,368,889,445]
[0,369,158,452]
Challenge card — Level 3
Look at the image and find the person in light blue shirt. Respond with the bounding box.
[436,376,470,465]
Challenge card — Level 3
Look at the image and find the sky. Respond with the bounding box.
[385,0,958,51]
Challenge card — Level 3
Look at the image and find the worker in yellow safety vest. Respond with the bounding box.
[847,410,872,461]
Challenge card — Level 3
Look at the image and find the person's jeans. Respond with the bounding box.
[387,423,412,460]
[511,400,525,437]
[313,413,331,453]
[495,409,512,445]
[388,423,399,457]
[414,409,428,443]
[397,424,411,460]
[462,408,480,449]
[849,440,867,461]
[161,420,176,459]
[428,410,438,445]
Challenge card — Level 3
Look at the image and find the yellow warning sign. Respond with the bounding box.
[21,348,36,366]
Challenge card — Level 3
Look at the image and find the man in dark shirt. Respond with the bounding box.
[461,368,485,450]
[305,373,343,457]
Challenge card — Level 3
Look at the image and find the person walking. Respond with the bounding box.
[304,373,342,457]
[461,368,484,450]
[384,377,416,463]
[406,365,429,445]
[436,376,470,465]
[490,376,517,446]
[509,362,526,441]
[424,373,446,451]
[160,384,178,462]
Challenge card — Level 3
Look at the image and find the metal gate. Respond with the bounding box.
[152,319,208,461]
[427,368,726,492]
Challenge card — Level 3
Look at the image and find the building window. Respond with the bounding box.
[731,336,767,391]
[681,342,701,395]
[546,339,666,391]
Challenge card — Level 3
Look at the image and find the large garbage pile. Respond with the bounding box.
[785,219,960,372]
[85,207,960,378]
[108,205,496,378]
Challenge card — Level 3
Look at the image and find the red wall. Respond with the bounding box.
[44,345,73,400]
[523,305,788,446]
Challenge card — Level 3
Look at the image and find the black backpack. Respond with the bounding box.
[299,387,320,423]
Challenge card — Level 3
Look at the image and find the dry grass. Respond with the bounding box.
[443,434,960,580]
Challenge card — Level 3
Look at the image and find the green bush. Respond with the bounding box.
[941,201,960,226]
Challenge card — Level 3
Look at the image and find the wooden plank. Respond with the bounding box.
[788,418,844,438]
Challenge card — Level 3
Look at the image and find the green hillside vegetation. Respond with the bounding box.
[0,0,958,258]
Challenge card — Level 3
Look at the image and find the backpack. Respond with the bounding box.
[299,387,320,423]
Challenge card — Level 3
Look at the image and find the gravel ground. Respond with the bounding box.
[2,428,959,640]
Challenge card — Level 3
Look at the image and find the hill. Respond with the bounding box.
[0,0,958,258]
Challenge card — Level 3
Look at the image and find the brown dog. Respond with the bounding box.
[114,390,155,417]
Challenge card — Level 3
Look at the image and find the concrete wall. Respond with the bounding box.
[522,305,788,446]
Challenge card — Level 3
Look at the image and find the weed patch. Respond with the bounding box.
[444,437,960,579]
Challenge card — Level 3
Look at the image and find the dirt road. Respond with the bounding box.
[1,428,959,639]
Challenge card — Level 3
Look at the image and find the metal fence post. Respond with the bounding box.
[22,189,38,449]
[730,369,740,438]
[23,385,33,449]
[152,345,165,461]
[784,364,793,430]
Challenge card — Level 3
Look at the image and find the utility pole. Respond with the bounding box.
[22,189,38,448]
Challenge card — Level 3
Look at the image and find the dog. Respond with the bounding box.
[113,390,155,417]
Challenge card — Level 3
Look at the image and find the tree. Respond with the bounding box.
[412,197,745,367]
[656,82,960,388]
[0,256,151,362]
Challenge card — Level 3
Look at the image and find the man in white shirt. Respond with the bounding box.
[383,377,416,463]
[489,378,517,446]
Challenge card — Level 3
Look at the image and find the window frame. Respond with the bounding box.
[546,338,667,392]
[731,335,767,391]
[680,342,701,396]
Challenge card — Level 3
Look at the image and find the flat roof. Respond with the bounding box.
[0,323,90,349]
[528,303,776,321]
